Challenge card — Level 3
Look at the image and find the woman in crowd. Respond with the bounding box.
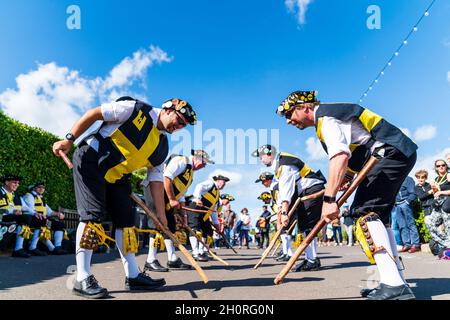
[238,208,251,249]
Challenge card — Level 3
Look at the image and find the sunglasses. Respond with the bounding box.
[436,164,447,168]
[175,112,187,127]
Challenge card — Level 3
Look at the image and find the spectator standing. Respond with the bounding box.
[258,205,271,249]
[238,208,251,249]
[414,170,434,219]
[395,176,421,253]
[331,217,343,246]
[222,202,236,246]
[341,204,354,246]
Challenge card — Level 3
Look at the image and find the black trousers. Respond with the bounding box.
[143,186,177,239]
[351,146,417,225]
[296,184,325,232]
[73,143,135,228]
[260,229,270,248]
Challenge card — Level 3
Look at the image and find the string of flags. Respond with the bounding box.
[358,0,437,103]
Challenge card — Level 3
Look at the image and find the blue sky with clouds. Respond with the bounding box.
[1,0,449,224]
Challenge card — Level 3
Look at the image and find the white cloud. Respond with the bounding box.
[447,71,450,84]
[305,137,327,160]
[413,125,437,142]
[285,0,313,25]
[0,45,172,137]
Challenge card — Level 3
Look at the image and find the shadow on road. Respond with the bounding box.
[409,277,450,300]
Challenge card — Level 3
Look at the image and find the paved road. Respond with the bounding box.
[1,245,449,300]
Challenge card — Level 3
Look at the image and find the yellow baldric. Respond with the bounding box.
[201,184,220,222]
[354,212,384,264]
[165,156,194,210]
[32,194,47,217]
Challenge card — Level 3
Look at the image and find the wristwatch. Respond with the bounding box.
[281,211,288,216]
[323,195,336,204]
[65,133,76,142]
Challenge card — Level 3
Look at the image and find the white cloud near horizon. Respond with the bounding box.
[413,125,437,142]
[285,0,313,25]
[0,45,172,137]
[306,137,327,160]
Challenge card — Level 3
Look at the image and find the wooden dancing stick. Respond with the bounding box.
[59,150,73,169]
[131,194,209,284]
[254,190,324,270]
[274,156,380,285]
[211,224,238,254]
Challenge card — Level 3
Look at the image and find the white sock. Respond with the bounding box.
[199,238,206,254]
[367,220,405,287]
[115,229,140,279]
[45,240,55,251]
[147,237,157,263]
[305,236,317,262]
[286,235,293,256]
[386,227,406,282]
[281,234,288,255]
[164,239,177,262]
[189,236,199,256]
[75,222,92,282]
[14,226,24,251]
[29,229,40,250]
[54,230,64,247]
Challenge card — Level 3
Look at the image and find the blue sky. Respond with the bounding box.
[1,0,449,224]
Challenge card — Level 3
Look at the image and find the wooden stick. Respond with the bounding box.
[211,224,238,254]
[254,190,325,269]
[182,223,229,266]
[131,194,209,284]
[270,241,282,257]
[274,156,380,285]
[182,206,218,214]
[59,150,73,169]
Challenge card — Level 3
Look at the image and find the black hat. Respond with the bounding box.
[28,181,45,191]
[220,194,235,201]
[251,144,276,157]
[276,90,319,117]
[1,174,22,183]
[213,175,230,182]
[191,149,215,164]
[162,98,197,125]
[255,172,274,183]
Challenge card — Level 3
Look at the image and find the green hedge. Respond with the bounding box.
[0,111,76,209]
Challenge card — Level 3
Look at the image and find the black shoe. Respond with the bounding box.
[125,272,166,291]
[299,258,321,271]
[193,254,208,262]
[50,246,68,255]
[200,252,210,261]
[143,260,169,272]
[12,249,30,258]
[360,285,380,298]
[293,259,307,272]
[28,248,48,256]
[275,254,286,261]
[73,275,108,299]
[167,257,193,270]
[367,283,415,300]
[275,251,284,259]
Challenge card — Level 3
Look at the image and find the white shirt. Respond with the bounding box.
[22,191,53,216]
[161,156,194,202]
[272,154,323,205]
[314,105,384,160]
[193,179,219,212]
[239,213,251,230]
[91,100,166,183]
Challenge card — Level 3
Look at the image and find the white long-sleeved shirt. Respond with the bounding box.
[314,105,384,160]
[22,191,53,216]
[161,156,194,202]
[193,179,220,217]
[86,99,166,182]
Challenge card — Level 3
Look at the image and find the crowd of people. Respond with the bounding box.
[1,91,449,300]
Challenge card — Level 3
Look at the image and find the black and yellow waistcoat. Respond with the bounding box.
[96,96,169,184]
[200,183,220,221]
[315,104,418,173]
[275,153,326,184]
[26,192,47,217]
[270,183,279,213]
[0,188,22,214]
[164,155,194,211]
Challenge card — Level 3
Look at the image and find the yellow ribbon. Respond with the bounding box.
[63,229,69,241]
[88,222,115,249]
[153,232,165,251]
[19,225,32,240]
[196,231,203,239]
[39,226,52,241]
[123,227,139,255]
[175,230,187,245]
[294,234,304,247]
[206,236,213,246]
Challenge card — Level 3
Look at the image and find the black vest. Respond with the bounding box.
[96,96,169,183]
